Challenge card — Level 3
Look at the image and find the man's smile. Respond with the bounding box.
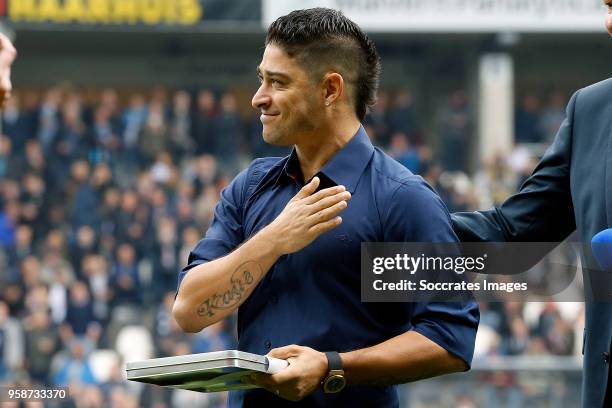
[261,112,280,123]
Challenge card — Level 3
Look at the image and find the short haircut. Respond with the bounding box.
[266,7,381,121]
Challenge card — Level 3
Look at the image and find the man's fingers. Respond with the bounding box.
[308,191,351,214]
[248,373,273,386]
[309,216,343,235]
[293,177,320,200]
[268,364,299,384]
[307,200,347,225]
[252,365,298,387]
[303,184,346,205]
[268,345,301,359]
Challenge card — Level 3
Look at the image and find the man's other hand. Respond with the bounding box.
[0,32,16,107]
[263,177,351,256]
[246,345,328,401]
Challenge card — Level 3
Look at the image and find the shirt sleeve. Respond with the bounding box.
[176,167,249,289]
[384,177,480,368]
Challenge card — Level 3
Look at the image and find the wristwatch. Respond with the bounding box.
[322,351,346,393]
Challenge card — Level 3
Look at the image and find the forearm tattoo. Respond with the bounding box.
[196,260,262,318]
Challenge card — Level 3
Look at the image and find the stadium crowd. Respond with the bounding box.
[0,86,582,407]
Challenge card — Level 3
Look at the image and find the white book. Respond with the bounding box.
[126,350,288,393]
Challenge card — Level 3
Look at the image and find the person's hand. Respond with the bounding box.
[0,32,16,106]
[263,177,351,256]
[246,345,328,401]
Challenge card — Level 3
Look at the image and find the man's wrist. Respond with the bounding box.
[317,351,329,382]
[256,225,285,258]
[338,352,354,384]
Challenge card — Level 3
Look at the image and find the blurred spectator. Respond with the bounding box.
[515,94,543,143]
[115,190,147,247]
[21,140,46,181]
[364,90,390,146]
[24,310,59,383]
[215,92,244,175]
[500,317,530,355]
[0,201,16,247]
[110,243,140,307]
[91,105,121,165]
[139,101,168,167]
[438,89,471,171]
[74,385,106,408]
[54,96,89,175]
[20,172,46,237]
[37,88,62,154]
[82,254,111,322]
[53,339,97,387]
[473,153,517,208]
[539,91,566,145]
[168,90,194,161]
[388,90,419,143]
[71,225,98,271]
[190,153,218,196]
[6,224,34,279]
[0,301,24,381]
[109,386,140,408]
[65,281,95,336]
[2,95,36,157]
[386,131,421,173]
[68,160,98,231]
[152,217,179,297]
[150,152,177,186]
[121,93,148,173]
[193,89,217,155]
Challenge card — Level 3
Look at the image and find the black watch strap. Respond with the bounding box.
[325,351,342,371]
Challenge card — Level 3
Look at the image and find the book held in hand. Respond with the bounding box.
[126,350,289,392]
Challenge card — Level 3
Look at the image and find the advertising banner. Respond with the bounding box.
[263,0,607,32]
[0,0,261,30]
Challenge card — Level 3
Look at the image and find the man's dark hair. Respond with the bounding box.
[266,8,381,121]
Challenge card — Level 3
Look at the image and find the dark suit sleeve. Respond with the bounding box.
[451,92,578,242]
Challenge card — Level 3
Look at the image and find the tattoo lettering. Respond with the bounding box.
[197,261,261,318]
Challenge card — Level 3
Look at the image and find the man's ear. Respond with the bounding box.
[321,72,344,106]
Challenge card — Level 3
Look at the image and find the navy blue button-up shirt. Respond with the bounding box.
[178,126,479,407]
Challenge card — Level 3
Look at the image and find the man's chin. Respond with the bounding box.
[262,130,290,146]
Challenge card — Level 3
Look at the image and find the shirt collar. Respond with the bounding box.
[276,125,375,193]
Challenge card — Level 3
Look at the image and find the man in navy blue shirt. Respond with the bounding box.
[174,8,479,407]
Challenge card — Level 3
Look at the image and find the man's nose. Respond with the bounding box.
[252,85,271,110]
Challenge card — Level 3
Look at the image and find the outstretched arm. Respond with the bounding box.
[452,92,578,243]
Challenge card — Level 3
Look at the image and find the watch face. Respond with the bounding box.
[325,375,346,393]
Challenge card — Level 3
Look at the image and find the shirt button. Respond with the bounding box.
[271,296,278,304]
[265,340,272,350]
[603,352,610,363]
